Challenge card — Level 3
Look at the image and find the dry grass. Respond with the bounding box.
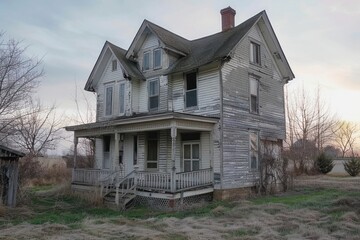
[0,176,360,240]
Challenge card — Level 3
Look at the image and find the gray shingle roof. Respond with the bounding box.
[166,11,264,74]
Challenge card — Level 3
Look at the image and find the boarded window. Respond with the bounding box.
[148,79,159,110]
[250,77,259,113]
[250,42,261,65]
[147,132,158,169]
[185,72,197,108]
[143,51,150,71]
[105,86,113,116]
[153,48,162,69]
[249,132,259,169]
[119,83,125,114]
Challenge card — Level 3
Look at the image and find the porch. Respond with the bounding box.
[72,167,213,193]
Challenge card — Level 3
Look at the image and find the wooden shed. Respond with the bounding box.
[0,145,25,207]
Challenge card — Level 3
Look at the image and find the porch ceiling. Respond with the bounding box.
[65,112,219,138]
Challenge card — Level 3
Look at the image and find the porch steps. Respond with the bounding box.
[103,191,136,210]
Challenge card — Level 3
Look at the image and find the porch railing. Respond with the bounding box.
[72,169,116,185]
[72,168,213,192]
[176,168,213,191]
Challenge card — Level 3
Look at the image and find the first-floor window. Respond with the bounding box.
[105,86,113,116]
[119,83,125,114]
[183,143,200,172]
[249,131,259,169]
[148,78,159,110]
[147,132,158,169]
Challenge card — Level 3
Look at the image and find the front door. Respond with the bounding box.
[183,142,200,172]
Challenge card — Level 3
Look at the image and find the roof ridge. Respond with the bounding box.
[143,19,191,42]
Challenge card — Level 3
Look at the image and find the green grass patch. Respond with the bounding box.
[29,185,55,192]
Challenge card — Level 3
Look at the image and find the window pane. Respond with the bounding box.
[112,60,117,71]
[184,145,191,159]
[149,80,159,96]
[147,162,157,169]
[250,133,258,151]
[192,144,199,159]
[143,52,150,70]
[149,96,158,109]
[192,161,199,171]
[154,49,161,68]
[184,160,191,172]
[105,87,113,115]
[147,139,158,161]
[186,90,197,108]
[250,78,258,96]
[186,73,197,90]
[251,156,257,169]
[251,95,258,113]
[119,83,125,114]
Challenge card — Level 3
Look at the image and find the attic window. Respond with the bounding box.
[143,51,150,71]
[250,42,261,65]
[112,60,117,71]
[153,48,162,69]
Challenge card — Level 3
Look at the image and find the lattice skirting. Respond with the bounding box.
[135,193,213,211]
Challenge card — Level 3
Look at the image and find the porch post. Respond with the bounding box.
[114,132,120,171]
[73,136,78,168]
[170,125,177,192]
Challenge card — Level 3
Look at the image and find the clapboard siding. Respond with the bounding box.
[171,68,220,116]
[221,23,285,189]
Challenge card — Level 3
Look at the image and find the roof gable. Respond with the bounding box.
[85,41,144,92]
[126,20,190,60]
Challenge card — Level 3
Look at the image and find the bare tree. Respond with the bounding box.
[333,121,358,157]
[0,33,43,141]
[12,99,63,156]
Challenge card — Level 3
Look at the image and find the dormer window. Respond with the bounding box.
[250,42,261,65]
[153,48,162,69]
[143,51,150,71]
[112,60,117,71]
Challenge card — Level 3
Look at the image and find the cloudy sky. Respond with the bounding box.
[1,0,359,153]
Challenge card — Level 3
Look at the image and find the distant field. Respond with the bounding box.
[1,176,359,240]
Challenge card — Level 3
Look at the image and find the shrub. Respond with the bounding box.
[343,158,360,177]
[316,152,334,174]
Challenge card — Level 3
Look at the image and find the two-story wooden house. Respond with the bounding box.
[66,7,294,209]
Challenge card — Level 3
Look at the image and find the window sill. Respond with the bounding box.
[184,106,198,111]
[250,62,262,68]
[153,66,162,70]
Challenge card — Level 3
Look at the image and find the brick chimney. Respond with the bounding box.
[220,6,236,31]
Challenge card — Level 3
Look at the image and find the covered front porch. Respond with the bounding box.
[66,112,219,195]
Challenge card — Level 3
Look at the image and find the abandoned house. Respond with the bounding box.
[65,7,294,209]
[0,145,25,207]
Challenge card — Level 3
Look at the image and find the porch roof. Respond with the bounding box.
[65,112,219,137]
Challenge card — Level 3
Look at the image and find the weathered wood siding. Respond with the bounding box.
[220,24,286,189]
[171,68,220,117]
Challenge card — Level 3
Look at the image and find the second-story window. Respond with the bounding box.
[250,42,261,65]
[250,76,259,113]
[153,48,162,69]
[112,60,117,71]
[119,83,125,114]
[105,86,113,116]
[148,78,159,111]
[143,51,150,71]
[185,72,197,108]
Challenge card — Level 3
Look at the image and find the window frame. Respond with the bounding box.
[250,41,261,65]
[143,51,151,71]
[249,75,259,114]
[153,48,162,69]
[148,78,159,111]
[182,141,201,172]
[119,82,125,115]
[249,131,259,170]
[112,59,117,71]
[146,132,159,170]
[185,72,198,109]
[104,85,114,116]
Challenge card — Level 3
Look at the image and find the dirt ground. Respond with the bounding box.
[1,175,360,240]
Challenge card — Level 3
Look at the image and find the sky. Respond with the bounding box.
[0,0,359,154]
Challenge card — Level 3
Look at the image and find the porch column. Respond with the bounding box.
[73,136,78,168]
[171,125,177,192]
[114,132,120,171]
